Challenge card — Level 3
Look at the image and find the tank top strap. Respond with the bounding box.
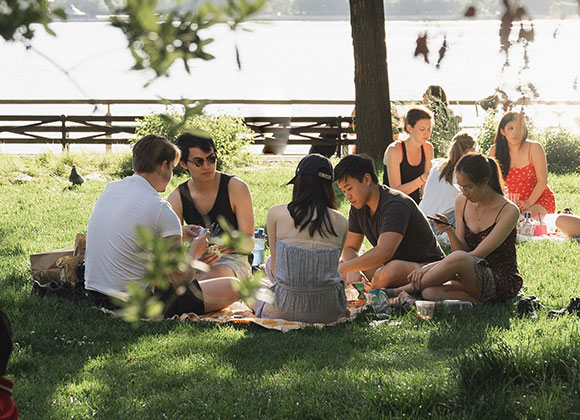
[420,143,426,166]
[399,141,405,163]
[178,180,203,225]
[462,196,468,225]
[494,201,510,223]
[527,142,532,164]
[219,173,232,194]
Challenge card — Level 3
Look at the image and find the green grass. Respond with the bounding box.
[1,153,580,419]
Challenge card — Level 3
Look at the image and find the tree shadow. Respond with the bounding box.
[425,301,513,354]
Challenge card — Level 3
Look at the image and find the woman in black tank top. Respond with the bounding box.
[383,107,434,204]
[387,153,522,304]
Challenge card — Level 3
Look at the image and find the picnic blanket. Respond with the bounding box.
[175,287,369,332]
[436,213,571,246]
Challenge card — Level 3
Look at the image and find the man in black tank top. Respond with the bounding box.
[167,133,255,282]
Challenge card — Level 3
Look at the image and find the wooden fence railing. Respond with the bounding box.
[2,98,580,152]
[0,113,356,151]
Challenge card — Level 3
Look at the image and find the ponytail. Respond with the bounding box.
[486,157,504,195]
[439,132,475,184]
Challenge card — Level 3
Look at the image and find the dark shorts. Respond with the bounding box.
[157,280,205,318]
[87,280,205,318]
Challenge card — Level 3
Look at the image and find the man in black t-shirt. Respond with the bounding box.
[335,154,444,290]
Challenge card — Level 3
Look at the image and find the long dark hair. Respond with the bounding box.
[455,153,504,195]
[287,175,338,238]
[439,132,475,184]
[494,112,528,178]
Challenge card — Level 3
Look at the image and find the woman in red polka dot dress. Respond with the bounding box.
[490,112,555,216]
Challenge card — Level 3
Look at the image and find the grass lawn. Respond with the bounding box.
[1,153,580,419]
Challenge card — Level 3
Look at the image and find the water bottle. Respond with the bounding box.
[519,211,534,236]
[252,228,266,267]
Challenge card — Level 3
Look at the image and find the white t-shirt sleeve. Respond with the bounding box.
[156,203,183,238]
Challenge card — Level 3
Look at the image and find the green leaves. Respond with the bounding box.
[0,0,66,41]
[115,225,194,322]
[110,0,265,79]
[118,221,264,323]
[211,215,254,255]
[158,99,207,134]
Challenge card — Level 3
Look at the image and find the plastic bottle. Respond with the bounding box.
[519,211,535,236]
[252,228,266,267]
[503,185,509,196]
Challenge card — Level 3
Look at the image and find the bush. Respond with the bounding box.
[476,109,498,155]
[424,96,461,158]
[134,110,254,171]
[537,128,580,174]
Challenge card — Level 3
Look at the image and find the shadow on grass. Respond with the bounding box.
[425,301,513,354]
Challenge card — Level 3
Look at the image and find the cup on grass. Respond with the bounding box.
[416,300,436,320]
[534,224,548,236]
[508,193,520,202]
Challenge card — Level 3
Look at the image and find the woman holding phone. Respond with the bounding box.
[389,153,523,303]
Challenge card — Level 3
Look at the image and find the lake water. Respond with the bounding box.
[1,19,580,154]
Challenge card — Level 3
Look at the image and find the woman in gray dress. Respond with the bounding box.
[253,154,348,323]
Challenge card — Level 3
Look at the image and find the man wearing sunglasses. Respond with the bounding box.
[168,132,255,283]
[85,134,241,316]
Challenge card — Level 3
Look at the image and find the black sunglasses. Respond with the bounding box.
[187,154,217,168]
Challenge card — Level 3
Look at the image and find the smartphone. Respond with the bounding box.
[427,215,452,226]
[195,227,210,237]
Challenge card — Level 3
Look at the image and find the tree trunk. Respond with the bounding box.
[349,0,393,163]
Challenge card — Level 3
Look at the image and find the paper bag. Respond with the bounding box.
[74,233,86,258]
[30,248,74,281]
[56,255,84,285]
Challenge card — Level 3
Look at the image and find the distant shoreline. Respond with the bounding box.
[61,14,580,23]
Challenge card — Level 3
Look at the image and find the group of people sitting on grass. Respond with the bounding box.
[81,106,578,325]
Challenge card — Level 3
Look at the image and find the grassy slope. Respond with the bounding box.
[1,153,579,419]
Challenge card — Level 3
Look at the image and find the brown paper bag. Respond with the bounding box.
[30,248,74,281]
[56,255,84,285]
[74,233,86,258]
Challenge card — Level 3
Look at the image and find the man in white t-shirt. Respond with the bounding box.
[85,134,240,316]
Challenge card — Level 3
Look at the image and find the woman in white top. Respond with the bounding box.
[420,132,476,233]
[253,154,349,323]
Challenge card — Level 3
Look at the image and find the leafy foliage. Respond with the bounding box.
[134,109,254,170]
[0,0,66,41]
[536,128,580,174]
[118,218,264,322]
[476,109,498,155]
[424,95,461,157]
[111,0,266,79]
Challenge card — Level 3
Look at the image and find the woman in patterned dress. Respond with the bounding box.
[490,112,555,216]
[391,153,523,303]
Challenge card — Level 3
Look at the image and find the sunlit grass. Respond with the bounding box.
[1,152,580,419]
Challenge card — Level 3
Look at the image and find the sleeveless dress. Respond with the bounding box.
[177,173,238,236]
[504,147,556,213]
[253,241,347,324]
[383,142,425,204]
[463,201,523,302]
